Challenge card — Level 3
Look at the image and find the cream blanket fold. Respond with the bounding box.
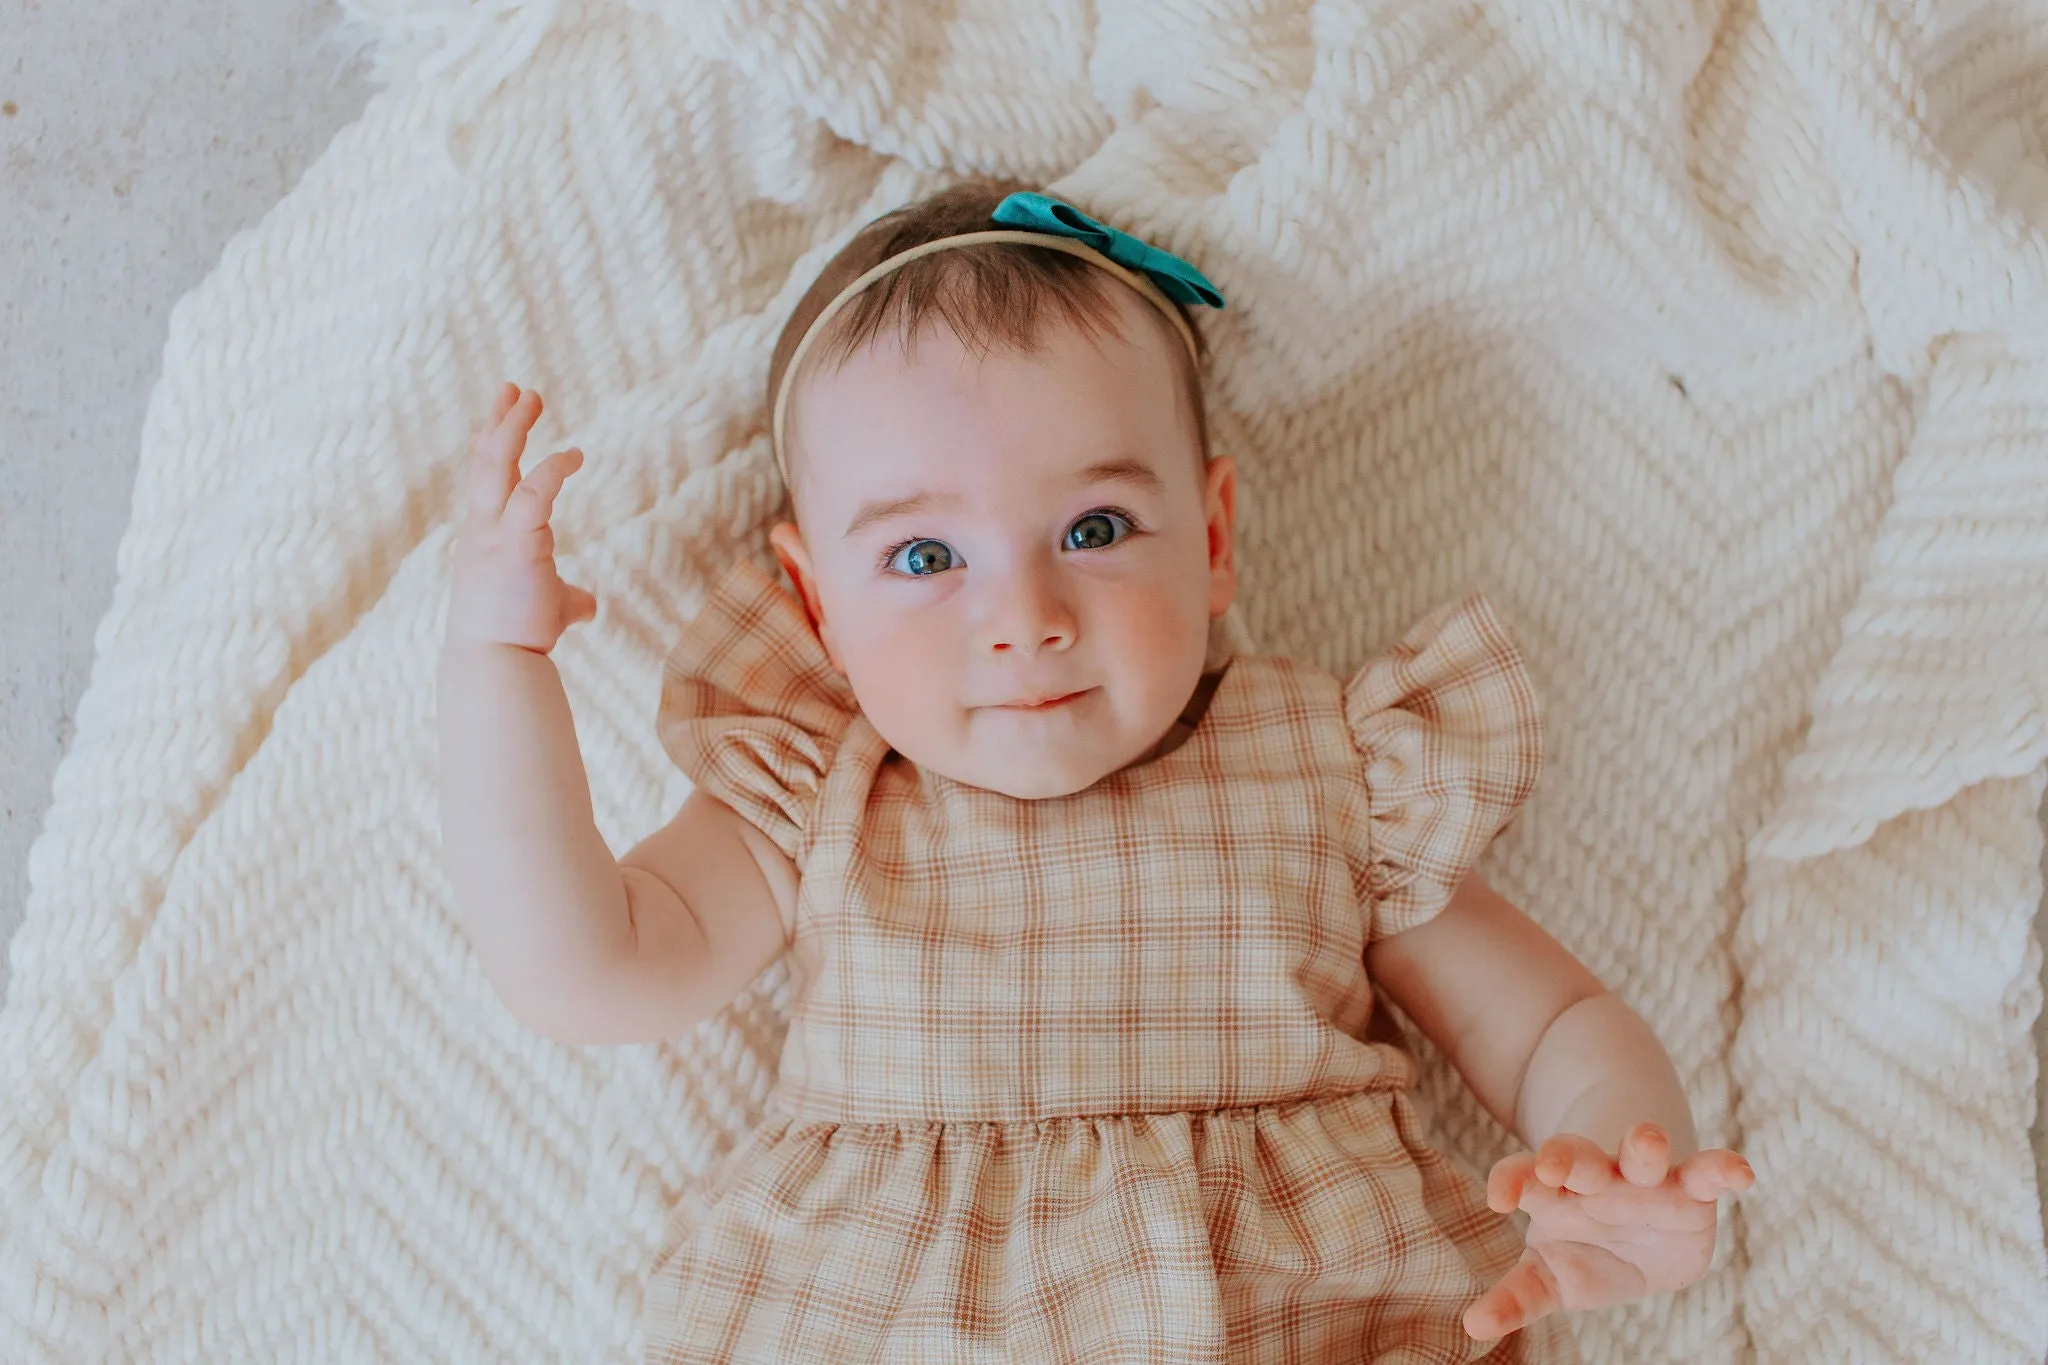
[4,1,2046,1361]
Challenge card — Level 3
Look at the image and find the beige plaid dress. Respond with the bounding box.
[642,558,1575,1365]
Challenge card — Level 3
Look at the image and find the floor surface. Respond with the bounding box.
[2,0,373,988]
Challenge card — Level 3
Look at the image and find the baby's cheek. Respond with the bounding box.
[841,615,962,745]
[1102,582,1211,707]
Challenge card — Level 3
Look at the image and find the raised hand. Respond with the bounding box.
[1464,1123,1755,1342]
[447,382,598,655]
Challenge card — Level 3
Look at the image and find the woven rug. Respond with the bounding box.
[3,1,2045,1360]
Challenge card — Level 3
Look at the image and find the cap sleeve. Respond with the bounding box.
[656,558,859,865]
[1343,594,1543,941]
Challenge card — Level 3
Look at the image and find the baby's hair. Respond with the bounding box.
[766,178,1213,474]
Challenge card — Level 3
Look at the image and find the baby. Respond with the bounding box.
[438,179,1753,1364]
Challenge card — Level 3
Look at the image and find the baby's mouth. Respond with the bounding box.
[990,688,1092,712]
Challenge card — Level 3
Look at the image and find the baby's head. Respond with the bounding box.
[765,180,1235,800]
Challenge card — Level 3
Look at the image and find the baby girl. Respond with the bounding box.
[438,179,1754,1363]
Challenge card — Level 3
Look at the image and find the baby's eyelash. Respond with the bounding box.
[876,537,921,574]
[1088,505,1145,534]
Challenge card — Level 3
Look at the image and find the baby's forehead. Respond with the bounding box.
[796,345,1176,482]
[778,317,1196,519]
[786,291,1197,464]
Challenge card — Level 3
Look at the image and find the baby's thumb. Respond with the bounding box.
[566,584,599,624]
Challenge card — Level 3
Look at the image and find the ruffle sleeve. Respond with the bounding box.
[656,557,859,865]
[1343,594,1543,941]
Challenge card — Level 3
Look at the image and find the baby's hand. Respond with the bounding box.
[448,382,598,655]
[1464,1123,1754,1342]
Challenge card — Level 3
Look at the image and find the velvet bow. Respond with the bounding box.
[991,192,1226,308]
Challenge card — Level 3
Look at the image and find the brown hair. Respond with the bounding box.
[767,178,1212,471]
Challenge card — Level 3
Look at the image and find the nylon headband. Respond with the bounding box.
[770,230,1204,478]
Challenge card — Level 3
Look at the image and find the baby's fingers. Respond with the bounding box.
[1677,1149,1755,1201]
[1618,1123,1673,1188]
[504,448,585,533]
[1536,1134,1620,1195]
[1486,1152,1540,1213]
[464,386,543,527]
[1464,1249,1561,1342]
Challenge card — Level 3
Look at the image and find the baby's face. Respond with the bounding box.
[771,287,1235,799]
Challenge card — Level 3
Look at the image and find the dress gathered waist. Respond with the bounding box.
[755,1066,1417,1130]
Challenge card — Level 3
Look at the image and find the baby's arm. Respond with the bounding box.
[439,646,792,1045]
[1371,874,1752,1339]
[1364,874,1695,1157]
[438,383,791,1046]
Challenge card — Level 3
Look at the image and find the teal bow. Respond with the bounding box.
[990,192,1225,308]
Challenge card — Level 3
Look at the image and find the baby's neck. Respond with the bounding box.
[1116,665,1229,772]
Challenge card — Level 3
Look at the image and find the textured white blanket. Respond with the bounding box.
[4,0,2046,1360]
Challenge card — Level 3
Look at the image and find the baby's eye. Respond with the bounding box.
[1063,510,1135,552]
[886,538,958,576]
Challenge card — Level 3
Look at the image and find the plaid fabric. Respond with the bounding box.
[648,559,1565,1364]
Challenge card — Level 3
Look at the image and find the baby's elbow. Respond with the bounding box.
[477,962,566,1041]
[487,943,724,1047]
[497,980,602,1045]
[494,979,649,1046]
[479,946,628,1045]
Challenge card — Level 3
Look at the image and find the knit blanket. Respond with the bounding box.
[5,0,2046,1360]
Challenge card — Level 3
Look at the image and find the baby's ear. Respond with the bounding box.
[1204,455,1238,616]
[767,522,848,674]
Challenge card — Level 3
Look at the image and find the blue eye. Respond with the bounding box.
[886,538,957,576]
[1063,510,1135,551]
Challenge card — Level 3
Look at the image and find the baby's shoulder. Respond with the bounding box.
[1216,651,1350,721]
[1192,652,1359,774]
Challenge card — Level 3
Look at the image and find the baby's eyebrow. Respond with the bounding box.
[1076,457,1166,495]
[844,490,959,539]
[840,458,1166,539]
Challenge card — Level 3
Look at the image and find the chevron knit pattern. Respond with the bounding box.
[3,1,2046,1361]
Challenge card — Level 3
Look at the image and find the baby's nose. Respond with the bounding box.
[980,569,1077,655]
[991,625,1073,655]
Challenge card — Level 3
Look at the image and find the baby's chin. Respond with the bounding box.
[885,721,1161,800]
[957,757,1116,801]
